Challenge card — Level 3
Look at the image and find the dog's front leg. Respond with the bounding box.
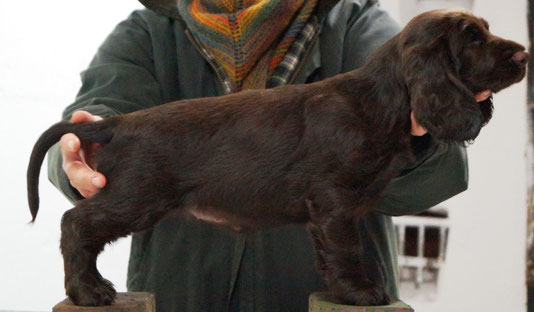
[307,189,390,306]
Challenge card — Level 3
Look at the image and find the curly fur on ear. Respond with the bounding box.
[402,37,485,143]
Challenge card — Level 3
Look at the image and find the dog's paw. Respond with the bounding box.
[66,274,116,306]
[336,284,391,306]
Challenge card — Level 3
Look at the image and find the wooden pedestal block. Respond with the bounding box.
[309,292,414,312]
[53,292,155,312]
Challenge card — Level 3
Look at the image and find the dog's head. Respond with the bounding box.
[399,9,528,143]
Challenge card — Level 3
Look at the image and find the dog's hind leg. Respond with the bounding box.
[60,201,117,306]
[59,191,179,306]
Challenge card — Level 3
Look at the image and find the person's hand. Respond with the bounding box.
[410,89,493,136]
[410,112,427,136]
[59,110,106,198]
[474,89,492,102]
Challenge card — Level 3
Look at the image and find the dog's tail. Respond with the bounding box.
[27,118,117,222]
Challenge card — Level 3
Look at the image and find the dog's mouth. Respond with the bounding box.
[478,94,494,127]
[467,87,493,121]
[467,50,528,96]
[474,52,527,131]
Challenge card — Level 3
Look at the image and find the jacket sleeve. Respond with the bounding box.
[341,0,469,215]
[47,10,164,203]
[376,140,468,216]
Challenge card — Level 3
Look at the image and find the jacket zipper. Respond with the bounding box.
[185,29,233,95]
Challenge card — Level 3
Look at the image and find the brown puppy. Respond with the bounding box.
[27,9,527,307]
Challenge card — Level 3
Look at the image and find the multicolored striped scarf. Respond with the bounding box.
[178,0,318,91]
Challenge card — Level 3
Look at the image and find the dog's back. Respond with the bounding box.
[93,84,320,228]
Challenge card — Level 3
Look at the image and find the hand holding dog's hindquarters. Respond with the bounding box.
[60,111,106,198]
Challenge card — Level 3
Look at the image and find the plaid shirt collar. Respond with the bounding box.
[267,15,320,88]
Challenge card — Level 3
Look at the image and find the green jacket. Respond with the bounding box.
[47,1,468,311]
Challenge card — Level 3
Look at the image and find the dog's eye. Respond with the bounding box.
[466,29,483,45]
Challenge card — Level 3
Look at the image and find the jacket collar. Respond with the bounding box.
[138,0,340,21]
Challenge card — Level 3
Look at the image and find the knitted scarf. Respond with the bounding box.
[178,0,317,91]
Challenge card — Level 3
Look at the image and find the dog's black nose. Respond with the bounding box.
[513,50,529,65]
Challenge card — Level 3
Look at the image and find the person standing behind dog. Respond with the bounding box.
[48,0,491,311]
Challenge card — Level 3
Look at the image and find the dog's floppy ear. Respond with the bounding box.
[401,35,484,143]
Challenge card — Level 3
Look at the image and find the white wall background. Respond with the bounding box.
[0,0,528,311]
[0,1,142,310]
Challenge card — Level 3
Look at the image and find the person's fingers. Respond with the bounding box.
[71,110,103,123]
[60,133,81,164]
[59,133,106,198]
[64,160,106,195]
[65,161,96,189]
[78,189,97,199]
[410,112,427,136]
[63,159,107,198]
[475,89,492,102]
